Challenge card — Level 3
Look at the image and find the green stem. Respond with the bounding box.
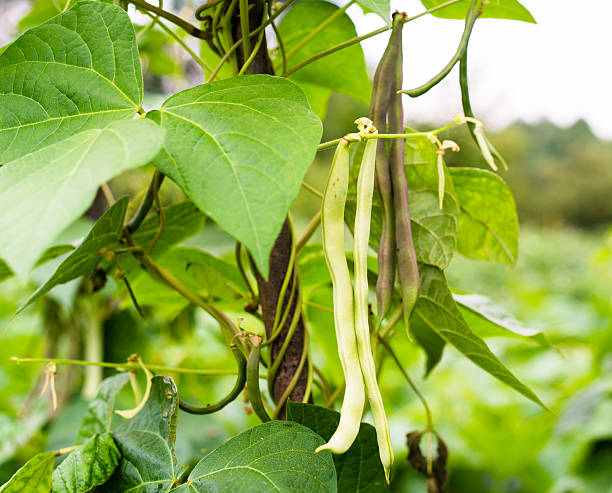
[127,170,164,233]
[377,336,434,432]
[11,357,239,376]
[282,0,464,77]
[179,345,247,414]
[247,343,271,422]
[148,14,215,73]
[295,210,321,254]
[400,0,480,97]
[239,0,251,71]
[127,0,212,40]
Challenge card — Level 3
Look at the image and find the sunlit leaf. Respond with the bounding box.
[149,75,322,276]
[421,0,535,23]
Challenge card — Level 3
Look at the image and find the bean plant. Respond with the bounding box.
[0,0,543,491]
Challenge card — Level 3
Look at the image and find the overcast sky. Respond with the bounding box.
[351,0,612,139]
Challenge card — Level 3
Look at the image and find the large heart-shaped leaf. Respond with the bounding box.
[19,197,130,312]
[413,264,546,409]
[287,401,389,492]
[177,421,337,493]
[277,1,371,119]
[450,167,518,265]
[149,75,322,276]
[0,451,55,493]
[0,1,143,163]
[0,119,163,278]
[421,0,535,23]
[52,433,121,493]
[99,376,180,492]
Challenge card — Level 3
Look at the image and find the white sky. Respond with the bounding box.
[350,0,612,139]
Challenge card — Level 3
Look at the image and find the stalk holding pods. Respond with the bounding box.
[388,18,420,328]
[352,129,394,482]
[316,139,365,454]
[369,15,405,325]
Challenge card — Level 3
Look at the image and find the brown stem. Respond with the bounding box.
[232,0,308,418]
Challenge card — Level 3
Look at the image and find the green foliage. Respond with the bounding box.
[177,421,337,493]
[421,0,535,23]
[413,264,546,408]
[287,402,389,492]
[0,119,162,278]
[355,0,391,25]
[0,451,55,493]
[148,75,322,275]
[20,197,130,312]
[277,0,371,118]
[52,433,120,493]
[0,1,143,163]
[450,167,518,265]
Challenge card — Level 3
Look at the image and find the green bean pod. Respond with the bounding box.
[369,17,404,324]
[352,135,393,482]
[388,20,420,328]
[316,140,365,455]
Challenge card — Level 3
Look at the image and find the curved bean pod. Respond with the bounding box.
[315,139,365,454]
[353,134,394,482]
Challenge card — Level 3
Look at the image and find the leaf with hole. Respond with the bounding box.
[0,1,143,163]
[0,119,162,278]
[175,420,337,493]
[99,376,180,492]
[287,401,389,492]
[148,75,322,276]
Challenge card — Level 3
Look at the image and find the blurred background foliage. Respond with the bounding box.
[2,1,612,492]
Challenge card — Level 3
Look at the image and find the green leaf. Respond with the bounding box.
[0,119,163,278]
[19,197,130,312]
[420,0,535,23]
[76,372,131,444]
[455,293,550,346]
[0,451,55,493]
[52,433,120,493]
[99,376,180,492]
[405,137,459,269]
[149,75,322,276]
[355,0,391,25]
[409,311,446,375]
[179,420,337,493]
[450,167,519,265]
[413,264,547,409]
[277,0,371,118]
[0,259,13,284]
[0,1,143,163]
[286,402,389,492]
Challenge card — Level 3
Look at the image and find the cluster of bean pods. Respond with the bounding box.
[316,13,422,482]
